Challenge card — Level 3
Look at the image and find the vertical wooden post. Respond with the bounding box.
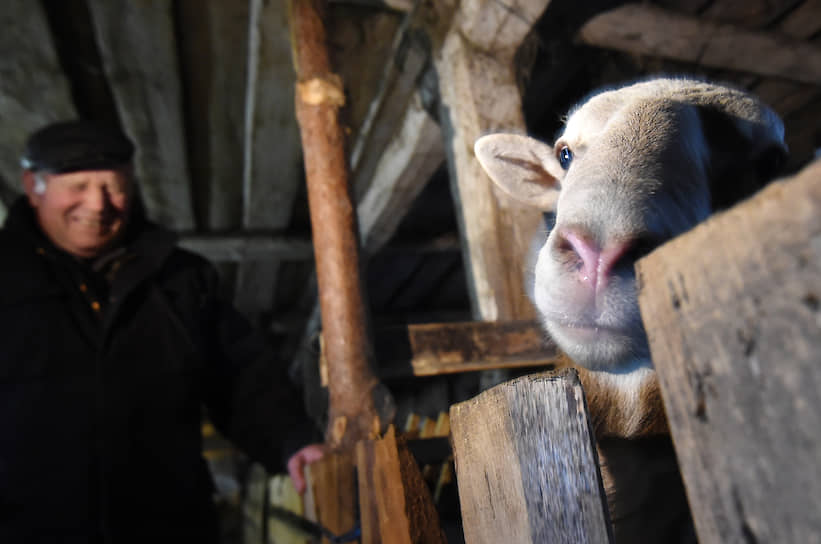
[435,0,551,322]
[450,369,613,543]
[289,0,392,450]
[636,160,821,543]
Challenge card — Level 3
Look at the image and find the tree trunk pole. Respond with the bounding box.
[288,0,391,450]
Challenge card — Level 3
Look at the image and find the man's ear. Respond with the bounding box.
[474,133,562,211]
[21,171,42,207]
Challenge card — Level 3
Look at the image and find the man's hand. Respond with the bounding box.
[287,443,327,494]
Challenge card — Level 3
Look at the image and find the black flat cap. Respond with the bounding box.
[21,120,135,173]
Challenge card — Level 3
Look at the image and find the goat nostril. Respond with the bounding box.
[555,228,601,279]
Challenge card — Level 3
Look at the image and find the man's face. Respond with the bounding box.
[23,169,132,258]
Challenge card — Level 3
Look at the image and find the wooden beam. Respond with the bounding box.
[234,0,305,321]
[320,319,561,384]
[177,1,249,231]
[357,91,445,251]
[356,426,446,543]
[290,0,392,449]
[434,0,549,321]
[303,451,358,544]
[0,0,75,201]
[636,159,821,543]
[375,319,560,379]
[578,4,821,86]
[178,232,460,262]
[178,234,314,262]
[450,369,612,543]
[349,7,431,199]
[86,0,195,230]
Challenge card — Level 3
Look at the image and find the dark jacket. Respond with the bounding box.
[0,198,308,543]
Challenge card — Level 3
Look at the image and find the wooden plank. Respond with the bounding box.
[320,320,561,384]
[235,0,304,321]
[356,425,446,544]
[434,0,549,321]
[0,0,75,200]
[178,234,314,262]
[349,10,430,199]
[86,0,195,230]
[578,4,821,85]
[178,232,459,262]
[303,450,358,544]
[749,0,821,117]
[357,92,445,252]
[636,159,821,544]
[700,0,802,28]
[375,319,561,378]
[450,369,612,543]
[177,0,249,231]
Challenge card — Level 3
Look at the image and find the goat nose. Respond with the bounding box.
[556,228,633,289]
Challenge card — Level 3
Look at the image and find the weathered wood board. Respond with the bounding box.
[87,0,195,230]
[450,369,612,543]
[356,425,446,544]
[303,450,358,544]
[579,4,821,85]
[636,159,821,543]
[435,0,549,321]
[319,319,563,384]
[375,319,562,378]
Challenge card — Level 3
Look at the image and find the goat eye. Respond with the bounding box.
[558,146,573,170]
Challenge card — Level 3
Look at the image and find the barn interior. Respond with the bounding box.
[2,0,819,542]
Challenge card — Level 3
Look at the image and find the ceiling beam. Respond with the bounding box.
[86,0,195,230]
[0,0,75,203]
[234,0,305,322]
[579,4,821,86]
[180,232,460,262]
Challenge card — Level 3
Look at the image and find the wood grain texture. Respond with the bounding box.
[356,426,446,544]
[450,369,612,543]
[636,159,821,543]
[87,0,194,230]
[303,450,358,544]
[579,4,821,85]
[434,0,550,321]
[177,0,248,231]
[375,319,561,378]
[290,0,390,449]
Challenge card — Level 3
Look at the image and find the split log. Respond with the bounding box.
[87,0,195,230]
[356,425,446,544]
[579,4,821,86]
[636,159,821,543]
[289,0,392,449]
[434,0,549,321]
[303,451,358,544]
[450,368,612,543]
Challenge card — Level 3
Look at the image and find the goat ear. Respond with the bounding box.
[474,134,561,211]
[697,104,789,210]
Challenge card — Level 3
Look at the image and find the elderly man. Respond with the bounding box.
[0,120,323,543]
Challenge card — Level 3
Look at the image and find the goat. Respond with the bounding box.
[474,77,787,543]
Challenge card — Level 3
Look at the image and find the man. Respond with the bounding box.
[0,120,324,543]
